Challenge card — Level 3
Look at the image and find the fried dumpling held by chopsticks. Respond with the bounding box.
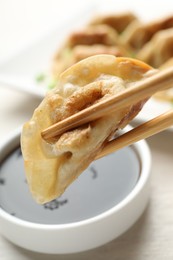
[21,55,153,204]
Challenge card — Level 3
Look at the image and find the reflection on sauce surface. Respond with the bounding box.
[0,146,139,224]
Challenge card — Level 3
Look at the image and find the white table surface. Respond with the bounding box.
[0,0,173,259]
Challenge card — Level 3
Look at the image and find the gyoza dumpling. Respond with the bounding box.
[137,28,173,68]
[52,24,120,77]
[52,43,129,78]
[89,12,137,33]
[122,15,173,50]
[65,24,119,47]
[154,57,173,102]
[21,55,153,204]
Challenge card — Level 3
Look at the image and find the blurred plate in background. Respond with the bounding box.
[0,0,172,130]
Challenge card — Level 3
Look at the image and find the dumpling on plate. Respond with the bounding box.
[21,55,153,204]
[54,24,119,61]
[52,24,128,77]
[154,57,173,102]
[137,28,173,68]
[52,44,129,78]
[89,12,137,33]
[64,24,119,47]
[122,15,173,50]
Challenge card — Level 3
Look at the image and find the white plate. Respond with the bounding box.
[0,1,172,129]
[0,3,96,98]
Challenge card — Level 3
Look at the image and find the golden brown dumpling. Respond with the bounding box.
[52,44,129,78]
[65,25,119,47]
[137,28,173,68]
[89,12,137,33]
[52,24,129,77]
[154,57,173,102]
[122,16,173,50]
[21,55,153,204]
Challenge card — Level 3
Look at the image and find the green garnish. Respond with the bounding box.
[47,78,57,90]
[35,73,46,83]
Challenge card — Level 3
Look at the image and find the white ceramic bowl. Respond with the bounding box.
[0,126,151,254]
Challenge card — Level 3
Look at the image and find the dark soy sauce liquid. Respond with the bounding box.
[0,146,140,224]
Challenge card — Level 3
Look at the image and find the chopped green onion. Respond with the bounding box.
[47,78,57,90]
[35,73,46,83]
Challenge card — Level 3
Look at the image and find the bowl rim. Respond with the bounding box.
[0,126,151,230]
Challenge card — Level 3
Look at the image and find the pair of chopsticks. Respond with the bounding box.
[42,67,173,159]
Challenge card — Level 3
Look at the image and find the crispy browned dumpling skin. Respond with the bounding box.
[137,28,173,68]
[52,13,173,78]
[125,20,173,103]
[70,44,129,61]
[154,57,173,102]
[66,25,119,47]
[89,12,137,33]
[122,15,173,50]
[52,24,130,77]
[21,55,153,204]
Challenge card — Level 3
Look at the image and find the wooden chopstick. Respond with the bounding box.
[42,67,173,141]
[96,109,173,160]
